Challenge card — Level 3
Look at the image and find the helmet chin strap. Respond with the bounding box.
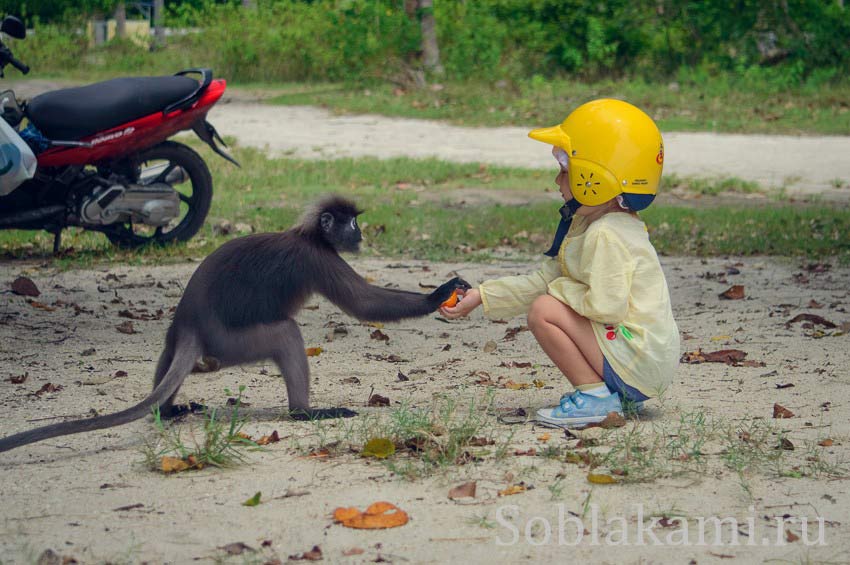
[544,198,582,257]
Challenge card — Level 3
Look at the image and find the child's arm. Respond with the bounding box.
[440,259,561,320]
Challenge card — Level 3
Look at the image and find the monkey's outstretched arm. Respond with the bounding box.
[0,334,200,453]
[316,259,467,322]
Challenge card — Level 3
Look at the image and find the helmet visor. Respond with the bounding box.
[528,124,572,153]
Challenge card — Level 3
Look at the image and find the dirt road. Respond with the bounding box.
[209,100,850,199]
[7,79,850,198]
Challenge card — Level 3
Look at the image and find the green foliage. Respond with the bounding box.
[10,0,850,85]
[1,146,847,265]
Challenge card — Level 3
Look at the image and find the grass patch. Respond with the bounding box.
[294,393,504,480]
[2,146,847,265]
[663,174,762,196]
[269,78,850,135]
[141,387,257,472]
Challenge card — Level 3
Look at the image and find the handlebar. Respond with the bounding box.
[0,43,29,76]
[8,54,28,74]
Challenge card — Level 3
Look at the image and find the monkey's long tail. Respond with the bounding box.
[0,335,200,453]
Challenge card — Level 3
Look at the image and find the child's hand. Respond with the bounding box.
[440,288,482,319]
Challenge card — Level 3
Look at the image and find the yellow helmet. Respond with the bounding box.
[529,99,663,211]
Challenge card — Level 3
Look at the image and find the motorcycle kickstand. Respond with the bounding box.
[52,229,62,255]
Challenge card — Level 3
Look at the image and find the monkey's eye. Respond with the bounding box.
[350,218,358,230]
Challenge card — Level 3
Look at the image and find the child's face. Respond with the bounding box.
[552,147,573,203]
[556,168,573,202]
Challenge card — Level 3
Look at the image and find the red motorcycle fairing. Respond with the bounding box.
[35,79,228,168]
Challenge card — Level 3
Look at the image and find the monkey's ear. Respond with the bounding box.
[320,212,334,232]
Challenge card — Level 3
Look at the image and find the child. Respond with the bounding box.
[441,99,679,426]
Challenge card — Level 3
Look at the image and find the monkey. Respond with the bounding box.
[0,195,470,453]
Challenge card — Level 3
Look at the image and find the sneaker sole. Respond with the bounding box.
[535,413,614,427]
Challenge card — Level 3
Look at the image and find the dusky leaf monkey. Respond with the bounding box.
[0,195,469,453]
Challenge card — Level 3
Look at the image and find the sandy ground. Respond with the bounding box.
[1,255,849,563]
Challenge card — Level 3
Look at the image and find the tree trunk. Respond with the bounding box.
[418,0,443,75]
[153,0,165,48]
[242,0,255,7]
[115,2,126,39]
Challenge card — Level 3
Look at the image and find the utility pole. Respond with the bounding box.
[418,0,443,75]
[115,2,126,39]
[153,0,165,49]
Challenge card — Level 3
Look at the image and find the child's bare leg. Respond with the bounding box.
[527,295,604,387]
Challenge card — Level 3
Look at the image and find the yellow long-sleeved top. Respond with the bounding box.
[479,212,679,397]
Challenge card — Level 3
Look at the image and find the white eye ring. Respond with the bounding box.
[350,218,357,230]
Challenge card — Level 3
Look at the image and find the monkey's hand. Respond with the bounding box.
[289,407,358,421]
[430,277,471,308]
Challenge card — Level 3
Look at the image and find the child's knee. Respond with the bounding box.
[527,295,556,330]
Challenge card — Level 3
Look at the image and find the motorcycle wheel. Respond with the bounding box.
[106,141,213,248]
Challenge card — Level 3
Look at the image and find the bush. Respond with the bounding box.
[9,0,850,86]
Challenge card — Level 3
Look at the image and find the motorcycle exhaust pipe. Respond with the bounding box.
[164,166,188,185]
[0,205,65,227]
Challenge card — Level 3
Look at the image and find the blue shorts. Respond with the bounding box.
[602,358,650,403]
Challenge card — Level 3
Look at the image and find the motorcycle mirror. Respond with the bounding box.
[1,16,26,40]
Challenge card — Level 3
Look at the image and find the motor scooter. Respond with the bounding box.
[0,15,238,252]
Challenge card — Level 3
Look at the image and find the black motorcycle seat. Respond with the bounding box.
[25,75,200,141]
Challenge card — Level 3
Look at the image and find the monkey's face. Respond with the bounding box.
[321,211,362,253]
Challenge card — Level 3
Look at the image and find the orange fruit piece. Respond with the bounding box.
[441,290,459,308]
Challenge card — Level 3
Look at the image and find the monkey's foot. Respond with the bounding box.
[289,407,358,421]
[161,402,207,419]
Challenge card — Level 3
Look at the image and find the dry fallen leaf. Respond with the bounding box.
[219,542,254,556]
[370,329,390,342]
[242,492,262,506]
[777,438,795,451]
[773,403,795,419]
[785,313,837,329]
[27,299,56,312]
[305,347,323,357]
[587,473,618,485]
[361,437,395,459]
[504,380,530,390]
[587,411,627,429]
[160,456,192,473]
[483,340,498,353]
[333,502,409,529]
[342,548,365,556]
[115,321,136,334]
[818,438,834,447]
[256,430,280,445]
[680,349,749,366]
[448,481,477,500]
[9,373,27,384]
[34,383,62,396]
[503,325,528,341]
[537,433,551,442]
[786,529,799,543]
[368,393,390,407]
[289,545,323,561]
[719,285,745,300]
[498,484,527,496]
[11,276,40,297]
